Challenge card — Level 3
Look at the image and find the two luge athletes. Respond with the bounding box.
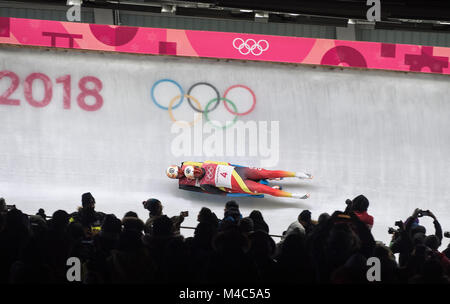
[166,161,313,199]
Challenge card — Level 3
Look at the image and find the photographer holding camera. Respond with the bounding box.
[410,209,443,246]
[142,198,187,235]
[390,208,447,269]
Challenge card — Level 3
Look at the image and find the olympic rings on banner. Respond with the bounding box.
[151,79,256,128]
[204,97,239,129]
[168,94,203,127]
[223,84,256,116]
[232,38,269,56]
[151,79,184,110]
[187,82,221,113]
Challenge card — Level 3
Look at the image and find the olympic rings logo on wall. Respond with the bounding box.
[232,38,269,56]
[151,79,256,129]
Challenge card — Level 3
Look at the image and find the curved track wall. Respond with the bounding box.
[0,46,449,243]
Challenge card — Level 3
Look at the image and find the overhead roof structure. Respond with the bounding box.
[5,0,450,32]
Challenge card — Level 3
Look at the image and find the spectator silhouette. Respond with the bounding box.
[282,213,306,241]
[123,211,139,220]
[0,191,447,285]
[238,217,254,236]
[219,201,242,231]
[144,215,179,274]
[249,210,269,233]
[0,197,6,213]
[106,216,155,283]
[248,230,278,283]
[318,212,331,225]
[372,242,399,283]
[391,208,443,268]
[276,230,314,284]
[70,192,105,237]
[143,198,185,235]
[330,253,369,284]
[9,237,53,283]
[346,195,374,230]
[43,210,71,282]
[36,208,47,220]
[308,211,375,283]
[298,210,315,235]
[186,221,217,283]
[0,208,30,283]
[205,226,259,284]
[409,255,450,284]
[197,207,219,229]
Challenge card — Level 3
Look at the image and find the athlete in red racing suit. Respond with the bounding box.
[166,161,312,199]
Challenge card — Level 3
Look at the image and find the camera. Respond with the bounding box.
[388,227,398,234]
[444,232,450,238]
[417,209,430,217]
[180,211,189,217]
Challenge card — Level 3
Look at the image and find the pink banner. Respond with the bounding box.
[0,17,449,75]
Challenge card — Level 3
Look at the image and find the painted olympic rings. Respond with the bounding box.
[223,84,256,116]
[168,94,203,127]
[151,79,256,128]
[151,79,184,110]
[204,97,239,129]
[187,82,221,113]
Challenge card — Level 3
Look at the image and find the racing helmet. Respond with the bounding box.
[184,165,204,180]
[166,165,182,179]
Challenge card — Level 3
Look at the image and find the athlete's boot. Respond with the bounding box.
[296,172,313,180]
[292,193,310,199]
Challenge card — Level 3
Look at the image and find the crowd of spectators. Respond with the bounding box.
[0,194,448,284]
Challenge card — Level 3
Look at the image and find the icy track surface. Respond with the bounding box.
[0,46,449,245]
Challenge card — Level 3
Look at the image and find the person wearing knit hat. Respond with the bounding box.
[69,192,105,235]
[82,192,95,209]
[351,194,374,230]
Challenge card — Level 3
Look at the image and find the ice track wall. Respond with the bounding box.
[0,46,449,244]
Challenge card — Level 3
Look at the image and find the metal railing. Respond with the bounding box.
[4,206,286,238]
[180,225,283,238]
